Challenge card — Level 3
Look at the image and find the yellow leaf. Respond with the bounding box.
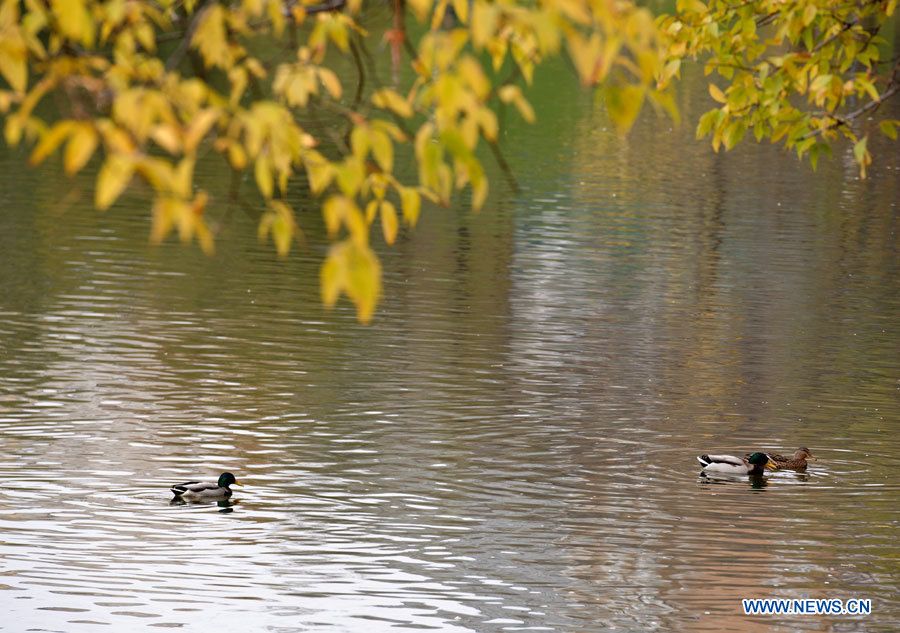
[192,5,230,69]
[317,68,342,99]
[265,200,297,257]
[151,125,181,154]
[802,4,817,26]
[195,218,215,255]
[335,157,365,197]
[136,157,172,192]
[399,187,421,227]
[96,156,135,210]
[323,195,342,237]
[604,84,645,135]
[556,0,591,25]
[0,32,28,93]
[471,176,487,211]
[365,199,378,224]
[184,108,219,153]
[320,241,382,323]
[451,0,468,24]
[320,249,342,306]
[305,151,334,193]
[174,157,195,198]
[63,123,98,175]
[370,130,393,171]
[29,120,75,166]
[380,200,398,244]
[372,119,406,142]
[267,0,285,37]
[323,14,349,52]
[346,243,381,323]
[255,156,274,198]
[322,194,367,244]
[708,83,726,104]
[566,32,601,86]
[498,85,535,123]
[350,125,370,159]
[407,0,433,22]
[458,56,490,99]
[135,22,156,52]
[471,1,497,49]
[227,142,247,170]
[151,197,175,245]
[51,0,95,47]
[372,89,413,118]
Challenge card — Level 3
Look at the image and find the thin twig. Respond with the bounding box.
[349,38,365,110]
[802,61,900,139]
[165,4,212,72]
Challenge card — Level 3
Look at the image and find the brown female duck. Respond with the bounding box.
[765,448,817,470]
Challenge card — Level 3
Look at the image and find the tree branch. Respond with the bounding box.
[803,61,900,139]
[165,5,211,72]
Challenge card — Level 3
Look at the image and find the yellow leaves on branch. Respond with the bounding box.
[151,190,214,255]
[258,200,300,257]
[669,0,896,178]
[0,0,28,93]
[51,0,96,48]
[321,240,382,324]
[8,0,895,323]
[237,102,310,199]
[274,55,343,108]
[192,6,233,70]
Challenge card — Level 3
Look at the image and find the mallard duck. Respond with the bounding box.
[697,452,770,476]
[765,447,816,470]
[170,472,241,500]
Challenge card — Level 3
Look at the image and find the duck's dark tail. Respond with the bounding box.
[696,455,712,468]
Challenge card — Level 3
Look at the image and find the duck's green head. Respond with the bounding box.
[746,452,769,466]
[218,472,241,487]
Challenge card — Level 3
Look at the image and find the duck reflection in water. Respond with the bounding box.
[169,496,240,513]
[699,471,769,490]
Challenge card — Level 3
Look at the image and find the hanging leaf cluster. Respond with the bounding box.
[0,0,896,321]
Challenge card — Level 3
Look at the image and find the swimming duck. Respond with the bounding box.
[765,447,816,470]
[170,472,241,500]
[697,452,770,476]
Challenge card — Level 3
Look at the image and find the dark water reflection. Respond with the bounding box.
[1,72,898,631]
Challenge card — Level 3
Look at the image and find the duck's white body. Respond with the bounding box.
[697,454,760,475]
[170,481,232,500]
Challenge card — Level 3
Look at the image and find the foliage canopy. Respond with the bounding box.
[1,0,897,321]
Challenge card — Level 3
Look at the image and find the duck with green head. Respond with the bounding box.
[697,452,770,476]
[171,472,241,500]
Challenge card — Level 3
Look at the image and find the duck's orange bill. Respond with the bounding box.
[233,480,243,486]
[764,461,779,470]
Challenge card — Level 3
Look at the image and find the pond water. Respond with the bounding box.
[1,58,898,633]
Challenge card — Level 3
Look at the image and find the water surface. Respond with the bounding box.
[0,63,898,632]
